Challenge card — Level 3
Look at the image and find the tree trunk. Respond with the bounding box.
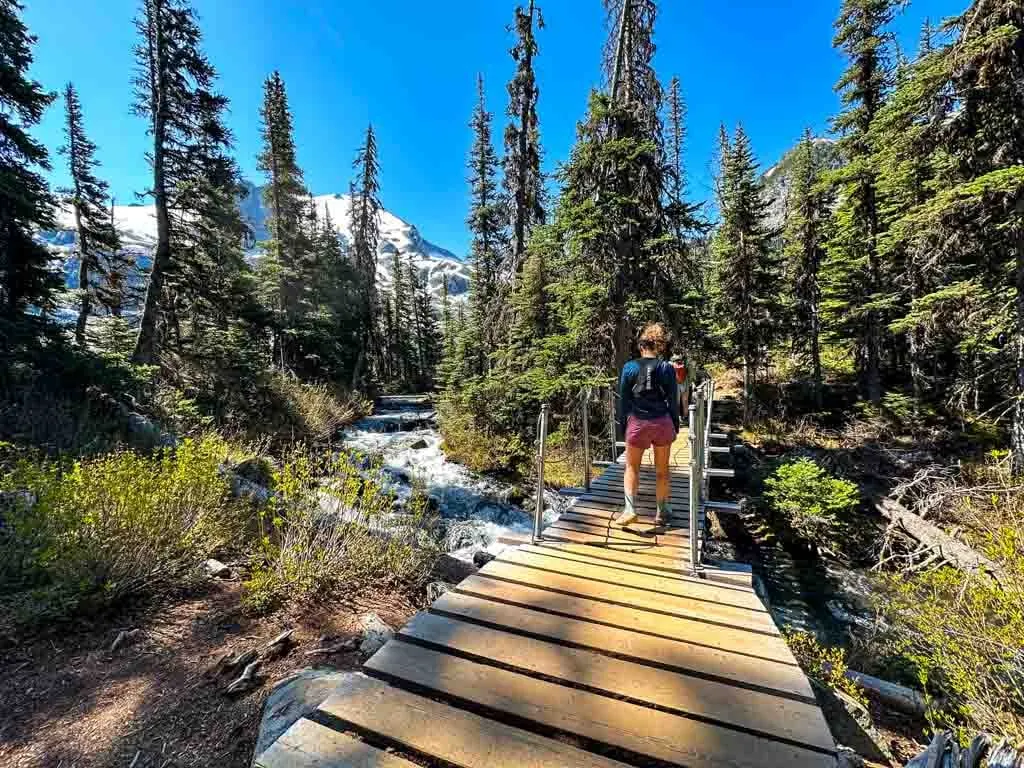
[865,185,882,404]
[1012,229,1024,476]
[133,0,169,366]
[73,203,90,347]
[810,302,822,410]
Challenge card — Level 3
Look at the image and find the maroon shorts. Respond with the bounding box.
[625,414,676,449]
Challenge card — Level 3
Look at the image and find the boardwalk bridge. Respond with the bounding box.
[258,381,838,768]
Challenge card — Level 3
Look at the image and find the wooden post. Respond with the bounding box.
[688,403,700,575]
[582,390,591,493]
[533,404,550,544]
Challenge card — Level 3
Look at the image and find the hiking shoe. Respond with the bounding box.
[653,510,667,527]
[614,509,638,527]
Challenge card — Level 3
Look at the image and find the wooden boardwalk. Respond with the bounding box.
[257,428,837,768]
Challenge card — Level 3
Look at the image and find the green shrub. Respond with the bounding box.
[243,450,440,612]
[785,630,867,707]
[0,436,251,633]
[764,458,859,549]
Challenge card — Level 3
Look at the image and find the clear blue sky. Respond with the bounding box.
[25,0,963,258]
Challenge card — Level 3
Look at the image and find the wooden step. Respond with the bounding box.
[431,589,812,700]
[549,517,691,547]
[255,718,419,768]
[457,573,794,663]
[499,547,761,611]
[317,673,629,768]
[364,642,835,768]
[540,525,690,559]
[478,559,777,634]
[399,612,834,751]
[558,512,691,540]
[533,538,695,571]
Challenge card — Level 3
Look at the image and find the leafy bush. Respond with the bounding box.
[243,450,441,612]
[764,458,859,549]
[785,630,867,707]
[0,436,251,633]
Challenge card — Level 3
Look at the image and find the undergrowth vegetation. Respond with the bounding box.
[764,458,859,553]
[244,450,441,613]
[0,436,249,637]
[785,630,867,708]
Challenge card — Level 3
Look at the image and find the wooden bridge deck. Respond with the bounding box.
[257,428,837,768]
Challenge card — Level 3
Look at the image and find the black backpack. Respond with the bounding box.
[632,358,666,400]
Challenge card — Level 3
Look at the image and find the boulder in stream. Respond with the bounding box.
[358,613,394,656]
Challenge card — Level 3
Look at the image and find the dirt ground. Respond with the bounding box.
[0,581,420,768]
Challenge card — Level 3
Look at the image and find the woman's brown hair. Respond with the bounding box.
[638,322,671,354]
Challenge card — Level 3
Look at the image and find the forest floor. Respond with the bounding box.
[0,579,420,768]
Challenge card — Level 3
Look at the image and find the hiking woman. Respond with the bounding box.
[615,323,679,528]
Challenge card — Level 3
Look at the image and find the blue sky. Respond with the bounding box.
[25,0,963,257]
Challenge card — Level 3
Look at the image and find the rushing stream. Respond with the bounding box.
[341,396,568,562]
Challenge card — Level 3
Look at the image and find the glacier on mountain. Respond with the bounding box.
[45,182,471,304]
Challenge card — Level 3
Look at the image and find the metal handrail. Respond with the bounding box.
[687,378,715,576]
[533,404,550,543]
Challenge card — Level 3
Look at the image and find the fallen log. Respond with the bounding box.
[845,669,926,716]
[873,496,1004,580]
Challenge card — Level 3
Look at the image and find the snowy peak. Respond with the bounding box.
[47,183,471,302]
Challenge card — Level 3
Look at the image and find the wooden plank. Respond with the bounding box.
[534,538,695,570]
[499,547,763,611]
[401,611,833,751]
[564,504,691,528]
[318,673,629,768]
[365,642,835,768]
[457,574,794,662]
[256,718,419,768]
[569,496,691,514]
[549,518,690,548]
[540,525,690,560]
[478,560,779,634]
[559,512,691,542]
[432,590,812,700]
[522,542,743,588]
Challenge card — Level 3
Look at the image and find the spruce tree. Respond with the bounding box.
[503,1,545,280]
[713,125,778,419]
[824,0,898,403]
[350,124,382,388]
[60,83,122,345]
[0,0,57,334]
[131,0,222,364]
[390,248,409,384]
[466,74,507,372]
[256,71,308,369]
[783,129,832,408]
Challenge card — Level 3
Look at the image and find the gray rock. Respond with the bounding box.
[252,668,351,761]
[409,438,429,450]
[472,550,496,568]
[427,581,450,602]
[358,612,394,656]
[204,558,232,579]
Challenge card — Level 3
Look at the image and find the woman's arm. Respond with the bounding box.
[618,362,635,429]
[664,363,680,432]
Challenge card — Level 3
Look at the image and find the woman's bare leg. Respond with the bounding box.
[616,444,646,526]
[653,443,672,524]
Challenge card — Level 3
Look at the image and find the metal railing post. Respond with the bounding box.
[608,390,618,463]
[533,404,550,544]
[687,403,700,575]
[582,389,591,493]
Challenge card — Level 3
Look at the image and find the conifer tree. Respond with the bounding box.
[257,71,309,369]
[783,129,832,408]
[503,1,545,280]
[466,75,507,372]
[60,83,122,345]
[824,0,898,403]
[350,124,382,388]
[0,0,57,334]
[713,125,777,419]
[390,248,409,384]
[131,0,223,364]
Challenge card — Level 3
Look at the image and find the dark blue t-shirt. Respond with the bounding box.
[618,358,680,431]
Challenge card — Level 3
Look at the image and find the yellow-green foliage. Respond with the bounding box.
[877,568,1024,742]
[262,375,371,443]
[244,450,440,613]
[764,458,859,547]
[437,399,530,475]
[0,436,250,629]
[785,630,867,707]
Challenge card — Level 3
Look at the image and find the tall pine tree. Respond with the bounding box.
[783,129,832,408]
[503,1,545,281]
[0,0,57,336]
[350,124,382,389]
[60,83,122,346]
[466,75,507,372]
[824,0,898,403]
[713,125,777,420]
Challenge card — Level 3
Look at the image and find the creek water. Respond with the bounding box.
[341,395,568,562]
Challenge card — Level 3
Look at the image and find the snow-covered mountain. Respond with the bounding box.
[46,183,471,303]
[762,137,841,230]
